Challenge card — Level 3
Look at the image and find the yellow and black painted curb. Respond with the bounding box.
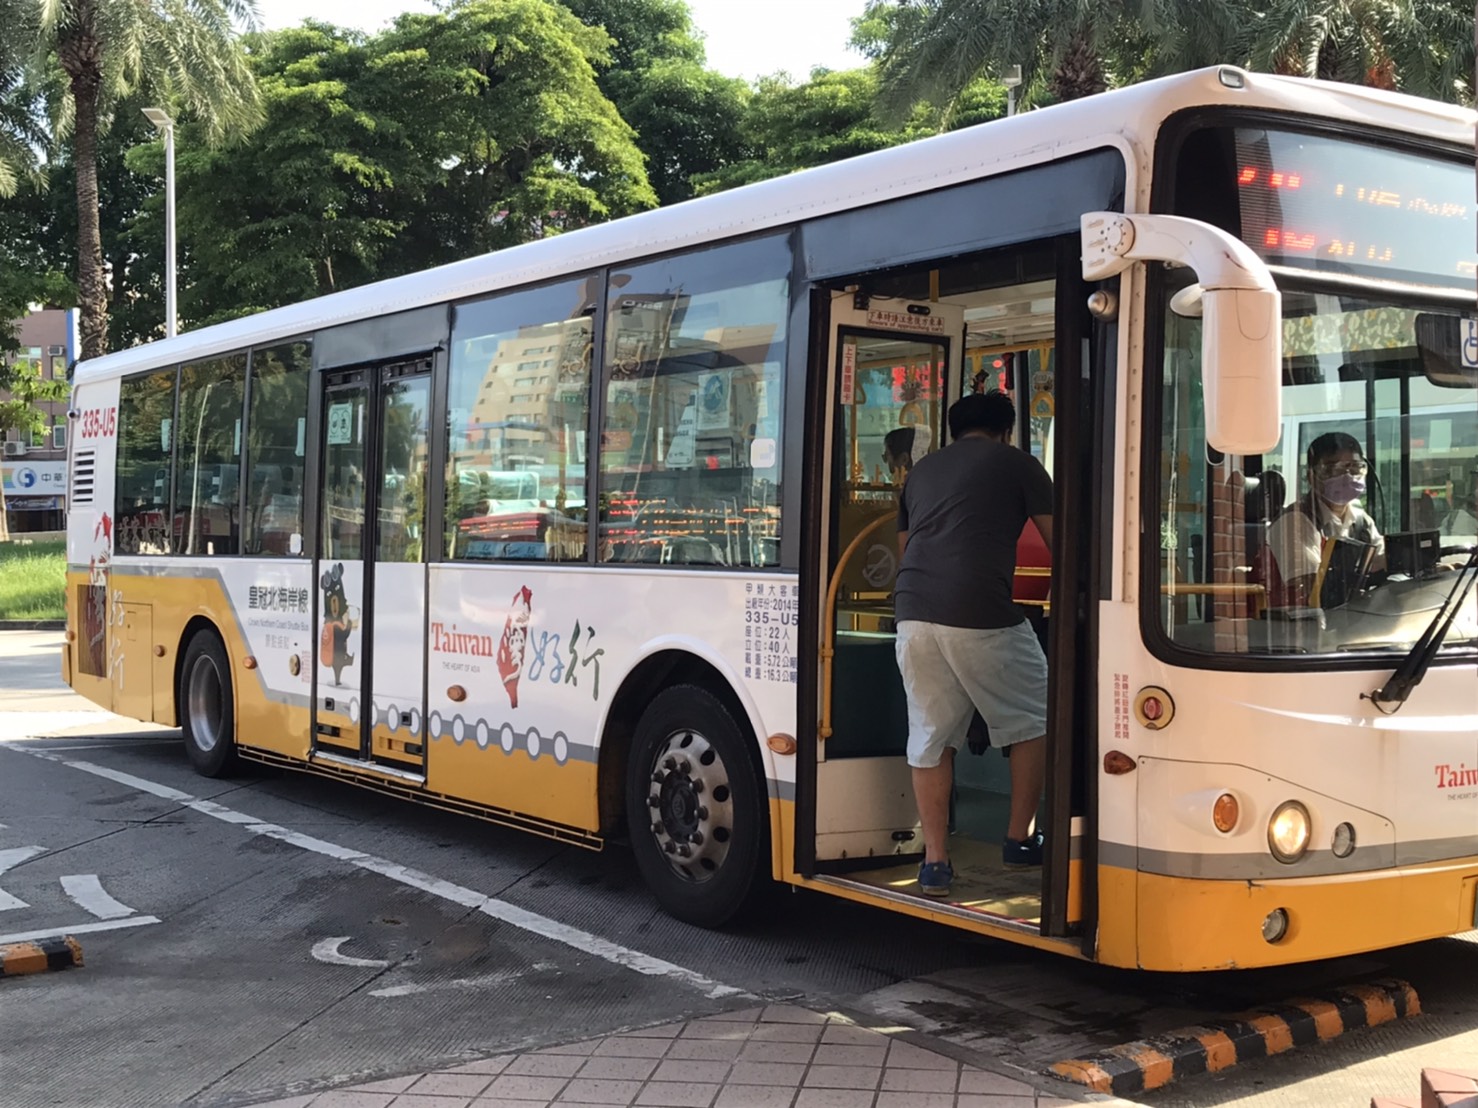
[0,937,84,976]
[1049,978,1419,1097]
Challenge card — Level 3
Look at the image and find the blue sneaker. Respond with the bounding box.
[918,861,953,897]
[1003,830,1044,869]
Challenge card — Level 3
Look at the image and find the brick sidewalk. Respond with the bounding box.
[246,1003,1135,1108]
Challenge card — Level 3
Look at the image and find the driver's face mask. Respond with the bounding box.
[1321,472,1366,506]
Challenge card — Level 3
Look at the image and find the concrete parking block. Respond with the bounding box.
[0,935,82,975]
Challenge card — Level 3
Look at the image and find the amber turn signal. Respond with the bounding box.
[288,654,301,677]
[1212,792,1240,833]
[153,645,165,657]
[448,685,467,703]
[243,656,258,670]
[766,733,797,755]
[65,629,76,642]
[1103,750,1136,775]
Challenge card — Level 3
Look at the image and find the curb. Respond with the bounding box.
[0,936,84,976]
[1048,977,1419,1097]
[0,620,65,631]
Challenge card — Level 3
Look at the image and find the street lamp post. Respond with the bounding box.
[142,108,177,338]
[1001,66,1023,118]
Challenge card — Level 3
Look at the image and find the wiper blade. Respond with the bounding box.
[1366,547,1478,713]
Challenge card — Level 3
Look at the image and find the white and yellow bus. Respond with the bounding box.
[63,68,1478,971]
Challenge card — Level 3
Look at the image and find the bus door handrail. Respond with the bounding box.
[820,511,898,740]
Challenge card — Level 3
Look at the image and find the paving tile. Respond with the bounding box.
[651,1059,732,1084]
[875,1094,957,1108]
[507,1056,587,1079]
[472,1099,579,1108]
[538,1041,603,1057]
[634,1083,721,1107]
[819,1025,887,1046]
[802,1065,881,1090]
[680,1023,753,1041]
[1034,1100,1080,1107]
[761,1007,828,1024]
[450,1058,516,1076]
[665,1039,746,1062]
[592,1037,674,1058]
[736,1042,816,1064]
[575,1056,659,1081]
[623,1024,685,1039]
[481,1075,571,1101]
[954,1096,1034,1108]
[246,1098,318,1108]
[812,1044,887,1067]
[315,1093,398,1108]
[956,1069,1034,1097]
[727,1062,806,1086]
[350,1078,422,1094]
[556,1077,643,1104]
[884,1043,958,1071]
[750,1024,824,1044]
[713,1087,798,1108]
[703,1007,765,1022]
[407,1074,497,1097]
[793,1090,874,1108]
[879,1068,956,1094]
[389,1096,474,1108]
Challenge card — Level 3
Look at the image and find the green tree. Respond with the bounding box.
[692,68,945,196]
[35,0,263,359]
[559,0,750,205]
[176,1,657,322]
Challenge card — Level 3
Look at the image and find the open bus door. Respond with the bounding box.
[802,239,1099,948]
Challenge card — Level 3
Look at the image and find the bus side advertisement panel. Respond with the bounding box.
[423,566,800,833]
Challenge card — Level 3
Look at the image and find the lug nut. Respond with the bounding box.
[691,780,704,794]
[677,845,691,858]
[651,822,662,835]
[648,795,660,808]
[677,758,691,773]
[663,756,676,770]
[696,806,709,820]
[651,772,664,784]
[663,841,676,854]
[690,832,704,845]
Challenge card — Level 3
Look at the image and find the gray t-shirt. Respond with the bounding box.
[894,435,1053,629]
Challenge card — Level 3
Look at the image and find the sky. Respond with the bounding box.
[252,0,868,82]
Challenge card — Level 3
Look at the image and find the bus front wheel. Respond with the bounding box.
[626,684,766,928]
[179,631,238,778]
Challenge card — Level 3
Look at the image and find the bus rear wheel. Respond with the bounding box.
[626,684,766,928]
[179,631,238,778]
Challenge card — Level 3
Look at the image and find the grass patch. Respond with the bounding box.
[0,539,66,621]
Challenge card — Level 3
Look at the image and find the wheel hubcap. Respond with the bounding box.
[645,728,733,882]
[187,655,224,753]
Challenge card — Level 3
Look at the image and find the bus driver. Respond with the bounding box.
[1269,432,1386,609]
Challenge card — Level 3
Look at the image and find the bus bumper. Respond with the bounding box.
[1100,858,1478,971]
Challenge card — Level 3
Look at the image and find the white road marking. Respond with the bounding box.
[370,968,527,998]
[20,749,748,1000]
[0,845,46,912]
[60,874,136,920]
[311,936,391,969]
[0,916,161,943]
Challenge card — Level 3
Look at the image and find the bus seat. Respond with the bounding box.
[1013,519,1050,605]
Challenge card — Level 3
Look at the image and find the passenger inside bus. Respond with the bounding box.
[1267,432,1386,609]
[882,427,916,485]
[894,392,1054,898]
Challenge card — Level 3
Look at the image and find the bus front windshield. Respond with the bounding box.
[1154,125,1477,662]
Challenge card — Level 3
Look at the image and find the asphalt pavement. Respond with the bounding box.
[2,630,1476,1108]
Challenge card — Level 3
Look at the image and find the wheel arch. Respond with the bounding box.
[596,638,777,845]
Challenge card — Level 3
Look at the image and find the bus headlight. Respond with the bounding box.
[1268,801,1311,863]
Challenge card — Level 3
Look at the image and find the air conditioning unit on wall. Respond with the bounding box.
[3,441,26,457]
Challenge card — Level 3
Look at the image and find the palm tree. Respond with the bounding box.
[35,0,263,359]
[0,0,47,197]
[1239,0,1473,102]
[864,0,1147,122]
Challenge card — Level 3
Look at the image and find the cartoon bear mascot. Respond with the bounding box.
[319,563,356,686]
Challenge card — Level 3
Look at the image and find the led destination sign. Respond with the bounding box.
[1232,128,1475,289]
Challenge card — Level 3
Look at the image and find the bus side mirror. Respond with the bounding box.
[1082,212,1283,456]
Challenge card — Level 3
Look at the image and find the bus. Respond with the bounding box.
[62,67,1478,971]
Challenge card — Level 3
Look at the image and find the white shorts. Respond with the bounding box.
[894,619,1048,769]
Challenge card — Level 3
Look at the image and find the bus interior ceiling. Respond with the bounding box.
[821,246,1063,924]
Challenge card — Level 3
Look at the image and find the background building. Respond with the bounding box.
[2,309,76,534]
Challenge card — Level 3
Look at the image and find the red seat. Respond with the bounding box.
[1013,520,1051,604]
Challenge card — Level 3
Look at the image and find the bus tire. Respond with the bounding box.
[626,684,766,929]
[179,631,238,778]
